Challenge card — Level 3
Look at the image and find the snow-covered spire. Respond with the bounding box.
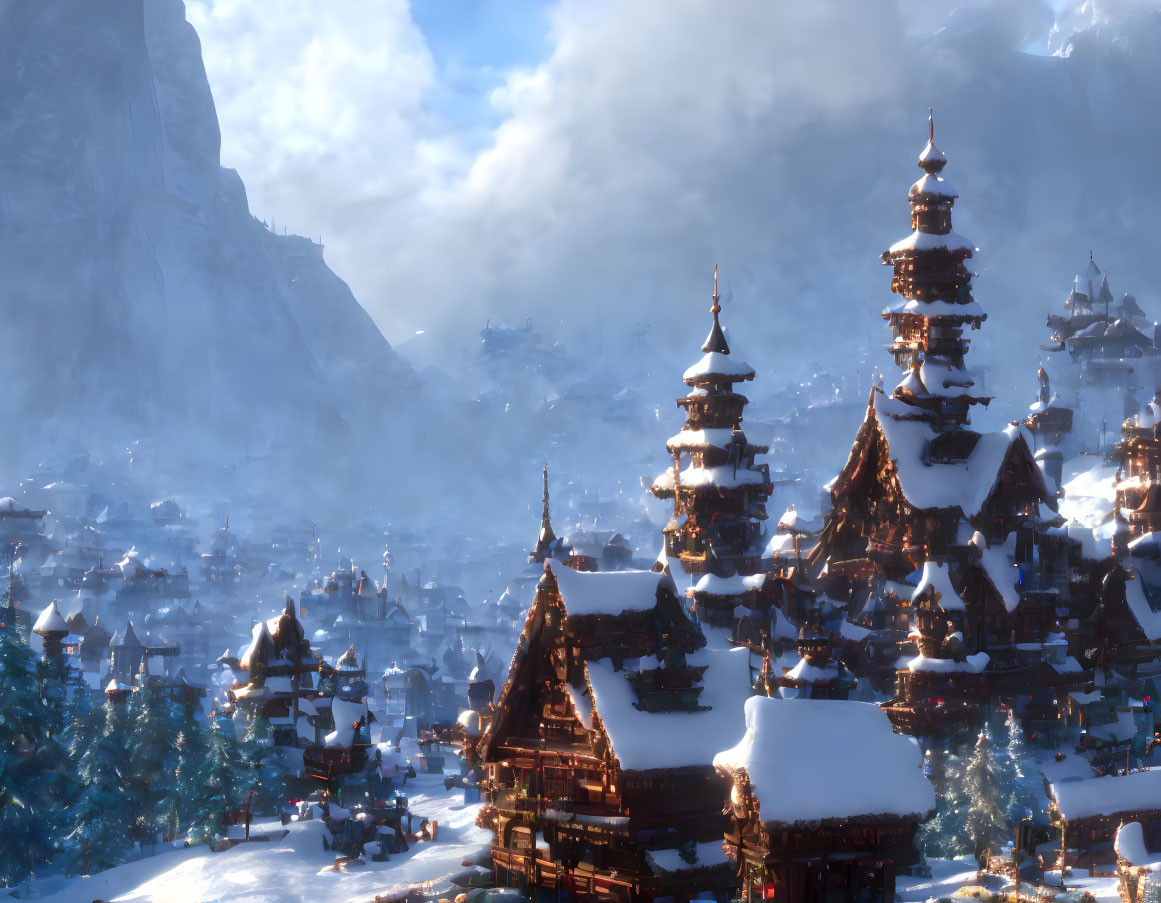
[540,460,555,543]
[683,268,754,384]
[529,461,560,564]
[701,264,730,355]
[33,600,68,637]
[917,108,947,174]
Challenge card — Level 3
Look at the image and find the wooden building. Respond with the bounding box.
[476,561,752,902]
[715,696,933,903]
[1050,768,1161,867]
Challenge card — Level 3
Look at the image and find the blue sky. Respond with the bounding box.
[397,0,552,141]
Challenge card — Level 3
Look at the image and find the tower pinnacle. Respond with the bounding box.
[529,461,558,564]
[701,265,731,354]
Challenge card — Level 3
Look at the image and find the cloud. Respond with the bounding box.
[187,0,1161,429]
[186,0,458,298]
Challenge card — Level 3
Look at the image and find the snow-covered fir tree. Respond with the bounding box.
[183,713,244,843]
[963,728,1010,861]
[918,745,967,859]
[1002,707,1041,824]
[127,678,181,840]
[241,714,288,816]
[0,603,57,885]
[171,725,210,843]
[67,698,133,876]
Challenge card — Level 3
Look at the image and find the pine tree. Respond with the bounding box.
[918,745,969,858]
[172,725,211,843]
[67,698,134,876]
[1002,707,1040,823]
[127,679,180,841]
[241,714,288,816]
[0,605,59,885]
[963,728,1010,862]
[185,714,244,844]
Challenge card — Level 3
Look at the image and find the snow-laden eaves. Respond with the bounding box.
[547,560,666,618]
[909,172,958,199]
[888,229,974,255]
[682,351,755,382]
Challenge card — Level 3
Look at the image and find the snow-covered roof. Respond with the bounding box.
[873,393,1032,517]
[1123,570,1161,642]
[654,464,767,493]
[33,601,68,634]
[886,297,986,320]
[666,427,735,452]
[1052,768,1161,821]
[547,560,666,618]
[324,696,366,749]
[693,572,763,596]
[1115,822,1161,868]
[714,696,933,826]
[646,840,730,875]
[909,172,958,199]
[912,561,965,611]
[919,360,975,398]
[918,140,946,167]
[785,657,839,683]
[239,619,276,670]
[1131,402,1161,430]
[906,652,989,673]
[888,230,974,255]
[682,351,755,382]
[970,533,1021,614]
[583,645,752,772]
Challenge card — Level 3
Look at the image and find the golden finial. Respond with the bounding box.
[929,107,934,143]
[711,264,721,315]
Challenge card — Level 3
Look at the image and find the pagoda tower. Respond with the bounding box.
[881,109,990,430]
[652,267,772,627]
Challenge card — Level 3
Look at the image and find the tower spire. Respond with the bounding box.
[701,264,731,354]
[529,460,558,563]
[541,460,552,533]
[929,107,934,143]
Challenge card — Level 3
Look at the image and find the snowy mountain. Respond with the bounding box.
[0,0,409,479]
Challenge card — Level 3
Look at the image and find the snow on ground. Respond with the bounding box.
[32,772,490,903]
[899,859,1122,903]
[898,857,988,901]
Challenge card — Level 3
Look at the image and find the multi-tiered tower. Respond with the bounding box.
[652,269,771,626]
[881,110,990,431]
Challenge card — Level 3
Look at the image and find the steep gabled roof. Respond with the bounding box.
[831,390,1048,520]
